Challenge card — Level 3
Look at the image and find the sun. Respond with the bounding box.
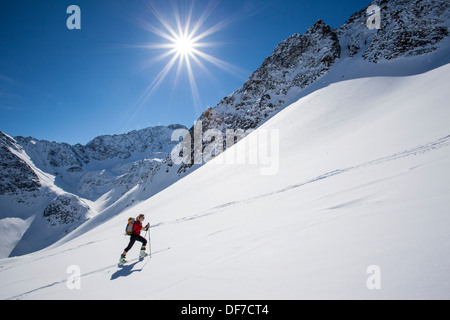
[173,35,195,56]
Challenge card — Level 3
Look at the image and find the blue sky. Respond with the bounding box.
[0,0,370,145]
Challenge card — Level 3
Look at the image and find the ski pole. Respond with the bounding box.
[149,223,152,258]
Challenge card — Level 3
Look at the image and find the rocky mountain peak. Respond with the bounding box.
[204,19,341,131]
[0,131,40,196]
[306,19,332,35]
[338,0,450,61]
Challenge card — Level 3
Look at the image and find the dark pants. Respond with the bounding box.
[124,234,147,253]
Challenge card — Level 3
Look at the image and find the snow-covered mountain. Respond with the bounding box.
[0,0,449,283]
[199,0,449,135]
[0,125,185,257]
[14,124,185,200]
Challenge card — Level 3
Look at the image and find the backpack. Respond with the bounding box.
[125,218,135,235]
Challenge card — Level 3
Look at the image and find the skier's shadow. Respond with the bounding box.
[110,260,143,280]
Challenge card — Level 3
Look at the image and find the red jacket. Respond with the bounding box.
[132,221,143,235]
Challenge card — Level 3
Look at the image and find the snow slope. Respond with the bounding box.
[1,63,449,299]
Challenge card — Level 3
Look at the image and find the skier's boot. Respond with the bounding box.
[119,254,127,265]
[139,249,148,258]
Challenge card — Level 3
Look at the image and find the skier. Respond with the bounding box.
[120,214,150,264]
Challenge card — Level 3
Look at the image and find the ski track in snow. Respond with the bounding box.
[6,246,171,300]
[0,239,108,274]
[157,134,450,226]
[3,134,449,299]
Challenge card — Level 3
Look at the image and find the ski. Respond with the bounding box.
[118,256,145,267]
[117,247,170,267]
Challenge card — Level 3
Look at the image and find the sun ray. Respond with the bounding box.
[148,4,179,41]
[191,48,248,81]
[183,1,194,38]
[188,51,224,90]
[188,0,221,39]
[185,53,202,114]
[147,53,180,97]
[127,53,180,127]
